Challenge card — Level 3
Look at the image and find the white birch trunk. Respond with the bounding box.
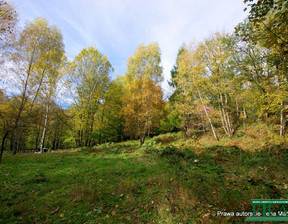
[40,104,49,153]
[280,101,285,136]
[198,89,218,141]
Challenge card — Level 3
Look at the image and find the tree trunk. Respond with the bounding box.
[243,106,247,119]
[40,104,49,153]
[98,132,101,145]
[219,106,229,136]
[89,113,95,146]
[226,110,233,136]
[197,89,218,141]
[242,106,247,127]
[140,135,145,145]
[219,93,233,137]
[224,93,233,137]
[52,138,56,150]
[56,137,60,150]
[236,98,239,117]
[11,47,37,154]
[0,131,9,163]
[80,129,83,146]
[280,101,286,136]
[35,127,40,150]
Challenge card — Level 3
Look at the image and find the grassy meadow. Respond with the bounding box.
[1,124,288,223]
[1,1,288,223]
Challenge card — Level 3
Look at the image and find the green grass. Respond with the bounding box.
[1,137,288,223]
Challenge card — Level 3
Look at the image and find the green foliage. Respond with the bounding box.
[141,140,159,154]
[154,132,179,144]
[95,80,125,143]
[168,46,186,103]
[122,43,165,144]
[160,145,179,156]
[67,46,113,147]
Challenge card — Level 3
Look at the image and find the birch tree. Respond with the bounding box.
[9,17,65,153]
[198,33,237,137]
[122,43,164,144]
[67,47,112,146]
[177,43,219,140]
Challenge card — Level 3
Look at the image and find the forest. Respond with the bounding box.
[1,0,287,159]
[0,0,288,223]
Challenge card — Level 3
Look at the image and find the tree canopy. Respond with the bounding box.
[0,0,287,161]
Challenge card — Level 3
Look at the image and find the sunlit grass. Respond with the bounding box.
[1,130,288,223]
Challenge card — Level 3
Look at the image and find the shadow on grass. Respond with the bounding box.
[1,145,288,223]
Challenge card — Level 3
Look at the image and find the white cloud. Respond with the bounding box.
[11,0,248,99]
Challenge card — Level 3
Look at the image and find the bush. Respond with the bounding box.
[154,132,181,144]
[98,142,115,149]
[80,146,90,152]
[182,148,197,160]
[207,145,243,155]
[236,131,245,138]
[160,146,179,156]
[279,146,288,164]
[142,141,159,154]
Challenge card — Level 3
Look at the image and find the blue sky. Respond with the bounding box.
[11,0,248,96]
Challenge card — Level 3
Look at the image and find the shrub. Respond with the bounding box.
[142,141,159,154]
[279,146,288,164]
[160,146,179,156]
[236,131,245,138]
[182,148,197,160]
[154,133,178,144]
[207,145,242,154]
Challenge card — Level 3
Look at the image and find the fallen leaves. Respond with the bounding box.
[72,199,78,206]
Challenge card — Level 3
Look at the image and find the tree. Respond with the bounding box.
[41,104,72,150]
[237,0,288,135]
[122,43,164,144]
[243,0,288,44]
[0,91,14,162]
[0,0,18,50]
[168,46,205,136]
[38,51,65,153]
[7,17,65,154]
[67,47,113,146]
[198,33,239,137]
[94,76,125,143]
[168,46,186,103]
[177,42,219,140]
